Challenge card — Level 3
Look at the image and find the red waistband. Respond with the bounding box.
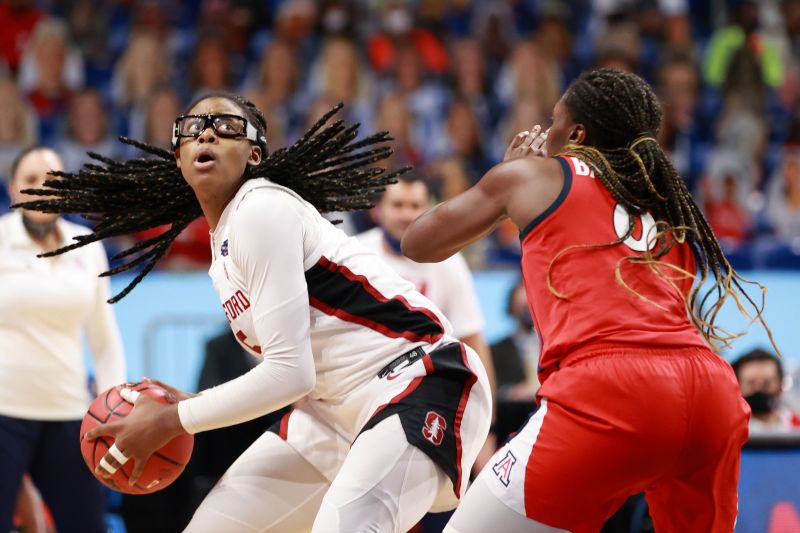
[558,342,715,369]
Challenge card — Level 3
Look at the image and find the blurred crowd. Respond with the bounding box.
[0,0,799,269]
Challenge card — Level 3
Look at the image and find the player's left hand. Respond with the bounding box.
[504,125,549,161]
[83,387,185,486]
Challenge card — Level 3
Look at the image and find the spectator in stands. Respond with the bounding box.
[57,88,119,172]
[367,1,448,75]
[449,37,494,137]
[190,35,233,100]
[656,51,706,189]
[140,85,183,151]
[18,18,84,143]
[705,173,752,251]
[765,147,800,243]
[0,0,44,74]
[443,99,491,184]
[308,36,375,132]
[494,39,560,123]
[732,348,800,432]
[374,91,420,168]
[387,43,448,162]
[111,31,171,111]
[703,0,783,113]
[245,39,300,150]
[0,76,37,183]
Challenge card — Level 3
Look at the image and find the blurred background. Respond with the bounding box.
[1,0,800,532]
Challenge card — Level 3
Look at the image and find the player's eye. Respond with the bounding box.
[184,118,205,135]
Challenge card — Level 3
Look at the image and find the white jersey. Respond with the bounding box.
[357,227,484,339]
[179,179,454,434]
[0,211,126,420]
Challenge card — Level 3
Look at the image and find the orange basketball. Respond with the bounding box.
[79,382,194,494]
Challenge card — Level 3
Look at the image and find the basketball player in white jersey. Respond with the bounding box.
[358,173,499,472]
[21,93,492,532]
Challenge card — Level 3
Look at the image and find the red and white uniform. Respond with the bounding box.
[478,156,750,533]
[178,179,491,525]
[357,227,484,339]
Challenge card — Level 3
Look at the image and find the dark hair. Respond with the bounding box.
[14,94,408,302]
[557,68,774,352]
[731,348,783,382]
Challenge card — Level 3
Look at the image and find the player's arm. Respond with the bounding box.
[178,191,315,434]
[84,192,315,485]
[401,159,531,262]
[84,241,127,392]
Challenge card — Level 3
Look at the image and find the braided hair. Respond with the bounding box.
[14,92,408,302]
[555,68,774,351]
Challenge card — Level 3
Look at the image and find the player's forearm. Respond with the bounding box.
[178,349,315,434]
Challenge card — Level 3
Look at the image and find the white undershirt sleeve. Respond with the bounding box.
[85,242,126,393]
[178,190,315,434]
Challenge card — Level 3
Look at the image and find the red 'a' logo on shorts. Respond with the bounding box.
[422,411,447,446]
[492,450,517,487]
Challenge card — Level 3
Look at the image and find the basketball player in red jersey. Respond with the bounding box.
[403,69,765,532]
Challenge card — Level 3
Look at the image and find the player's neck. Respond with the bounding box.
[381,229,403,255]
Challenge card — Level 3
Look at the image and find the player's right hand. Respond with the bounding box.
[504,125,549,161]
[84,387,186,485]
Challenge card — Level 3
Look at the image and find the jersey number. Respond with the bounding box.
[235,330,262,354]
[612,204,657,252]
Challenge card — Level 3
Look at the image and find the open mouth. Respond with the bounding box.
[193,150,217,170]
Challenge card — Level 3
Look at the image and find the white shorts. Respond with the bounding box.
[270,341,492,511]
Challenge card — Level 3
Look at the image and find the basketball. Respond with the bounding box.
[80,382,194,494]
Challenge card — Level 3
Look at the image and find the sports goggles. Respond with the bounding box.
[172,114,261,147]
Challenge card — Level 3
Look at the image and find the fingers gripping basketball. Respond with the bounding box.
[80,382,193,494]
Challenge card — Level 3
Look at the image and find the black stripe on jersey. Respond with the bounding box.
[518,156,574,241]
[305,256,445,343]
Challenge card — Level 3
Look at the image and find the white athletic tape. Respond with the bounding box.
[120,387,141,404]
[99,456,119,475]
[108,443,129,465]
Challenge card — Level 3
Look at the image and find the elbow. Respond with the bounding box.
[294,365,316,397]
[401,234,443,263]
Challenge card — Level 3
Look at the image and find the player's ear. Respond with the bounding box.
[247,145,262,167]
[569,124,586,145]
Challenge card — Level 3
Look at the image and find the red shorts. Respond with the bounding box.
[485,345,750,533]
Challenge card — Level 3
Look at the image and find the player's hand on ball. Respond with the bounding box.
[140,377,196,402]
[504,125,549,161]
[84,386,186,486]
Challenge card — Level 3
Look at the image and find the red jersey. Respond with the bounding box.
[520,155,708,383]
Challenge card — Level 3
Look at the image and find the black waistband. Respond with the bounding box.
[377,346,427,378]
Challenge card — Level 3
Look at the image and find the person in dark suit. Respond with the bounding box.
[488,280,539,445]
[490,280,539,400]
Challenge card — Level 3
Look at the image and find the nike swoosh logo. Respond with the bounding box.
[386,373,401,381]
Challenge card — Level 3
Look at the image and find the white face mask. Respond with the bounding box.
[384,8,412,35]
[323,8,348,32]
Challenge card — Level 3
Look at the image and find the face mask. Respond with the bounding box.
[323,8,348,33]
[744,390,777,415]
[384,8,412,35]
[515,310,534,331]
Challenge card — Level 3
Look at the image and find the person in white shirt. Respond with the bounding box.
[0,147,126,533]
[19,94,492,532]
[359,173,499,472]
